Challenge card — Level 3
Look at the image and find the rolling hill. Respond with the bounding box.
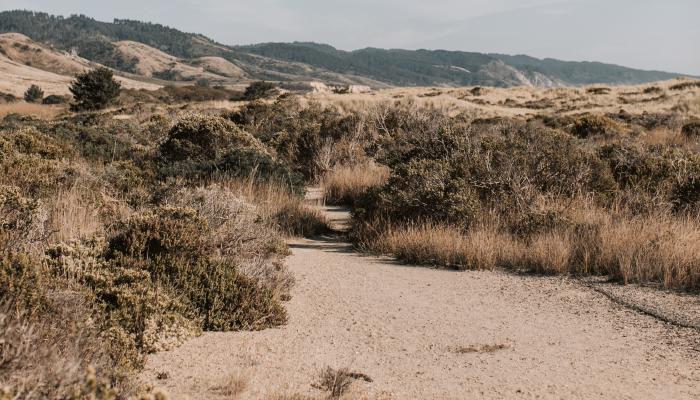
[0,10,691,90]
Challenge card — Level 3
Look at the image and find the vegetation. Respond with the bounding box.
[243,81,277,100]
[0,10,686,87]
[0,98,328,397]
[1,64,699,397]
[23,84,44,103]
[69,68,121,111]
[339,102,700,290]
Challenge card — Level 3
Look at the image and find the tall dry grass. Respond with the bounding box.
[214,176,331,237]
[322,162,389,206]
[364,203,700,290]
[47,186,105,244]
[376,223,516,271]
[0,103,65,119]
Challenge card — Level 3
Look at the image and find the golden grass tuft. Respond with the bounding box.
[379,223,515,271]
[322,162,389,205]
[47,185,106,244]
[215,176,331,237]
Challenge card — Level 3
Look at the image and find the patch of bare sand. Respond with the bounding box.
[142,201,700,400]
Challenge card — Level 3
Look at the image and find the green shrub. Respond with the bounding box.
[160,114,262,164]
[377,158,481,228]
[69,68,121,111]
[229,97,367,182]
[243,81,277,101]
[107,206,287,331]
[23,84,44,103]
[159,114,303,192]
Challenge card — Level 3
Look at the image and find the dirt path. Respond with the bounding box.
[143,200,700,400]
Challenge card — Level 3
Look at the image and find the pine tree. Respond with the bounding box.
[23,84,44,103]
[69,68,121,111]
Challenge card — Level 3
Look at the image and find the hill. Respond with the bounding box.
[0,10,690,88]
[0,32,159,96]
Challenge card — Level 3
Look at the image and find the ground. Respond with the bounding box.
[142,199,700,400]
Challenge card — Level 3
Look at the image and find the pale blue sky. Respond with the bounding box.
[4,0,699,75]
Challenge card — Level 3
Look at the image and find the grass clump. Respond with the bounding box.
[322,162,389,206]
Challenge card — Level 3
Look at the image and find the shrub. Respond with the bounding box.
[1,251,138,399]
[42,94,70,105]
[23,85,44,103]
[0,185,46,253]
[378,158,481,227]
[681,121,700,139]
[669,80,700,91]
[158,113,303,192]
[69,67,121,111]
[107,206,287,331]
[243,81,277,101]
[569,114,622,138]
[671,178,700,212]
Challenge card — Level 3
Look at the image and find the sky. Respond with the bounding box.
[4,0,700,75]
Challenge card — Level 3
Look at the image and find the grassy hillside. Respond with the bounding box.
[0,10,689,87]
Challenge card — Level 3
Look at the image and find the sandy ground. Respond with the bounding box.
[143,202,700,400]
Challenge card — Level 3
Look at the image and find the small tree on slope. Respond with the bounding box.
[69,67,121,111]
[23,84,44,103]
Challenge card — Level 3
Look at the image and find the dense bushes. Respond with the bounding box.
[346,103,700,290]
[230,97,371,182]
[107,206,287,331]
[0,102,330,396]
[159,113,304,193]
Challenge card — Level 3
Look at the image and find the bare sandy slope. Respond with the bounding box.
[143,204,700,400]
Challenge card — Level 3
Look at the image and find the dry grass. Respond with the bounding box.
[453,343,510,354]
[47,185,106,244]
[322,162,389,205]
[598,214,700,289]
[211,372,249,399]
[0,102,65,119]
[367,205,700,289]
[313,367,373,399]
[379,223,515,270]
[309,78,700,120]
[518,232,572,275]
[216,176,331,237]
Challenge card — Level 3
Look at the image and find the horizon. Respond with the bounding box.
[2,0,699,76]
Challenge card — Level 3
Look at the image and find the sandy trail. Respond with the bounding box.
[143,201,700,399]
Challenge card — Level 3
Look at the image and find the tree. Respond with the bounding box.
[243,81,277,101]
[69,67,121,111]
[23,85,44,103]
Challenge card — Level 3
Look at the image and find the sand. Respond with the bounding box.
[142,200,700,400]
